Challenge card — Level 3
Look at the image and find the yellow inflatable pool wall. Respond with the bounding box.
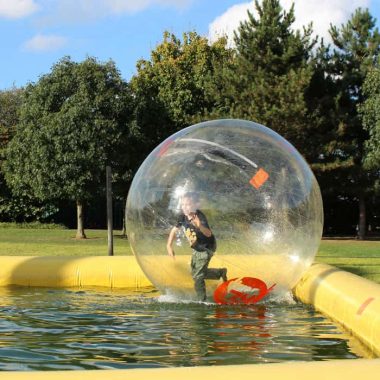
[0,255,379,379]
[0,359,379,380]
[0,256,150,288]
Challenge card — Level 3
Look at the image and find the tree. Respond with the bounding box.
[359,65,380,172]
[0,87,45,222]
[205,0,317,156]
[358,65,380,233]
[0,88,19,221]
[130,31,231,157]
[0,88,23,196]
[4,57,132,238]
[327,8,380,239]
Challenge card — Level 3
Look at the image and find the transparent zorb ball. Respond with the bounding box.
[126,119,323,299]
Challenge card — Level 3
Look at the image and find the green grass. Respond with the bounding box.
[0,228,379,283]
[0,228,132,256]
[316,239,380,283]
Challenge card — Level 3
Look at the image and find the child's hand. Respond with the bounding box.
[189,213,201,228]
[167,246,175,259]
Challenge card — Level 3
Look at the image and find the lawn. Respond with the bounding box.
[317,239,380,283]
[0,228,132,256]
[0,228,379,282]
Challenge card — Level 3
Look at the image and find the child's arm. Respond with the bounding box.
[166,227,178,257]
[190,212,212,237]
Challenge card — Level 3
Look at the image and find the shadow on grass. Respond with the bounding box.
[323,236,380,241]
[333,265,380,281]
[114,234,128,240]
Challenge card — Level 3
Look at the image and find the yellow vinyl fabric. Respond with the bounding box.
[0,256,379,360]
[294,263,380,356]
[0,256,151,289]
[0,359,379,380]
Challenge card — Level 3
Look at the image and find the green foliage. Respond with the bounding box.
[328,8,380,169]
[205,0,317,155]
[131,31,231,156]
[330,10,380,175]
[359,66,380,171]
[0,87,23,153]
[314,8,380,238]
[1,6,380,236]
[0,89,22,193]
[4,57,132,204]
[0,221,66,229]
[0,195,59,223]
[235,0,315,74]
[0,87,47,222]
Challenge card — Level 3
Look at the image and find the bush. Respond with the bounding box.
[0,222,67,229]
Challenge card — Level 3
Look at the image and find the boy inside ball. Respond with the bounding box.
[167,192,227,301]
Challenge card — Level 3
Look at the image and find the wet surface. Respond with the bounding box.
[0,287,368,371]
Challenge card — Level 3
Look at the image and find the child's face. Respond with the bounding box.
[181,196,197,216]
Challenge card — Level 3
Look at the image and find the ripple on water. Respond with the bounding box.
[0,287,372,371]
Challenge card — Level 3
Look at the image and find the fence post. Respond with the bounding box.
[106,166,114,256]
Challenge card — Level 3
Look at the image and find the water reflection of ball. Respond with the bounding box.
[126,119,323,299]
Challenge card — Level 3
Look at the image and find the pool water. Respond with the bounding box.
[0,287,371,371]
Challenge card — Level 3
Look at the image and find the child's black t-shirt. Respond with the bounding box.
[176,210,216,252]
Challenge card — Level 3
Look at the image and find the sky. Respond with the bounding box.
[0,0,380,90]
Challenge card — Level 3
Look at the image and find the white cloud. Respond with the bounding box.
[0,0,38,19]
[23,34,67,52]
[209,0,371,46]
[282,0,370,43]
[209,2,254,45]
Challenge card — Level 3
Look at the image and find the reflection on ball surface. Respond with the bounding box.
[126,119,323,300]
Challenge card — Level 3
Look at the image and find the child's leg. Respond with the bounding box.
[205,268,222,279]
[204,250,227,281]
[191,251,211,301]
[205,268,228,281]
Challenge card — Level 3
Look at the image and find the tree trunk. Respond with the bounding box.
[76,201,87,239]
[358,193,366,240]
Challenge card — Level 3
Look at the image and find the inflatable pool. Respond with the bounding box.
[0,255,379,379]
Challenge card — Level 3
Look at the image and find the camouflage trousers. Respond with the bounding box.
[191,249,224,301]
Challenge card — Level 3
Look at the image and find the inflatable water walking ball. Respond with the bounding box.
[126,119,323,300]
